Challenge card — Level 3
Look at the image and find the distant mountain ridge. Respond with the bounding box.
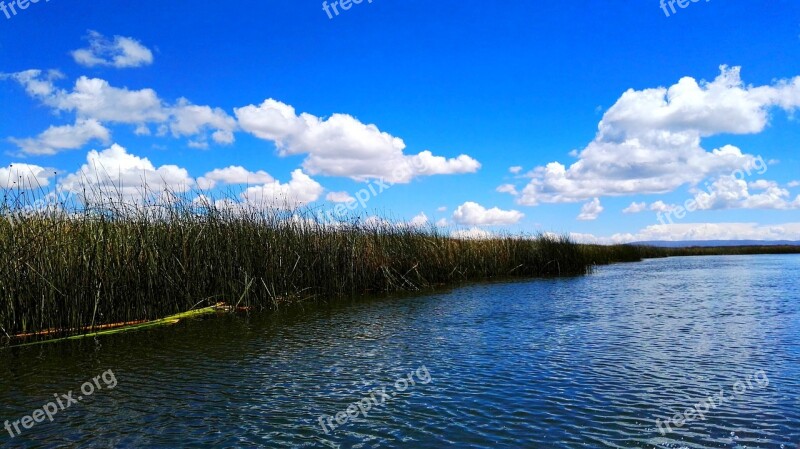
[631,240,800,248]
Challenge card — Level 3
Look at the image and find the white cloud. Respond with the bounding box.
[9,119,110,155]
[496,184,518,195]
[435,218,449,227]
[19,72,168,123]
[134,124,151,136]
[240,169,323,208]
[788,180,800,188]
[2,69,63,98]
[748,179,774,190]
[509,166,523,174]
[60,144,194,203]
[6,74,475,180]
[408,212,429,228]
[452,201,524,226]
[577,197,603,221]
[326,191,356,203]
[192,194,213,207]
[649,200,677,213]
[409,150,481,180]
[572,222,800,244]
[692,176,800,210]
[170,99,237,145]
[632,178,800,222]
[5,70,235,147]
[436,206,448,212]
[196,166,274,190]
[235,99,480,183]
[187,140,209,149]
[451,227,494,240]
[0,163,54,189]
[622,201,647,214]
[363,216,392,228]
[499,66,800,205]
[72,31,153,69]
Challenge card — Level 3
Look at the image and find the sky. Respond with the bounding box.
[1,0,800,242]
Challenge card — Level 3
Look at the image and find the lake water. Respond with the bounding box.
[1,255,799,448]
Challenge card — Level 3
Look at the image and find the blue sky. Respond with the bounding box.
[1,0,800,241]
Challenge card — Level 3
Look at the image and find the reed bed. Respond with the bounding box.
[1,186,798,341]
[0,187,637,340]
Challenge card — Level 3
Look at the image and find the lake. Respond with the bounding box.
[1,255,798,448]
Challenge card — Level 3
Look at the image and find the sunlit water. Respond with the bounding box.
[1,255,799,448]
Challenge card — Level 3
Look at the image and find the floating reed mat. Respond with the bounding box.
[3,303,237,348]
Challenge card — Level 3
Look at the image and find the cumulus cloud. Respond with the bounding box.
[6,73,476,178]
[408,212,429,228]
[788,180,800,188]
[1,69,63,98]
[496,184,518,195]
[4,70,235,150]
[240,169,323,208]
[577,197,603,221]
[235,99,480,183]
[571,222,800,244]
[645,177,800,218]
[72,31,154,68]
[169,99,237,145]
[623,201,647,214]
[9,119,110,155]
[498,66,800,206]
[0,163,54,189]
[60,144,194,202]
[452,201,524,226]
[56,145,323,208]
[692,176,800,210]
[649,200,677,213]
[196,166,274,190]
[326,191,355,203]
[617,175,800,220]
[509,166,523,174]
[14,71,168,123]
[451,227,494,240]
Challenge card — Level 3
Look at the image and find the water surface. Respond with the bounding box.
[1,255,799,448]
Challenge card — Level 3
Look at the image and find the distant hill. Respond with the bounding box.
[631,240,800,248]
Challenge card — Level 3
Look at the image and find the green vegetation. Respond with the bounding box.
[1,188,798,344]
[9,305,223,348]
[0,189,615,342]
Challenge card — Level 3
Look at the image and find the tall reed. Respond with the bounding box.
[1,186,797,340]
[0,186,618,339]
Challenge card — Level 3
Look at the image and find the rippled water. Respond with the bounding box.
[1,255,799,448]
